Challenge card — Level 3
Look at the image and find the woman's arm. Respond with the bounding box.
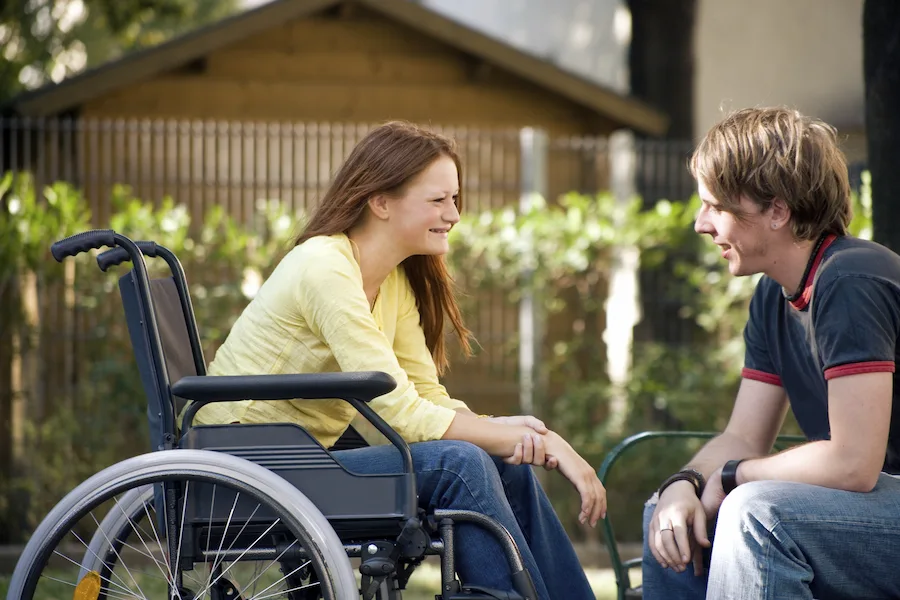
[294,249,534,455]
[392,272,555,463]
[443,413,606,525]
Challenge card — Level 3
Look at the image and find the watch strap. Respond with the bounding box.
[721,459,745,494]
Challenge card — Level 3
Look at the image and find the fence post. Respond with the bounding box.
[605,131,641,435]
[518,128,548,418]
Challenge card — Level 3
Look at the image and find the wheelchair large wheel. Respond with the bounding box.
[7,449,358,600]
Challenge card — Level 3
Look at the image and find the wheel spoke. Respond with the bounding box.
[193,516,282,599]
[248,558,316,600]
[84,510,149,596]
[137,490,183,599]
[235,539,300,598]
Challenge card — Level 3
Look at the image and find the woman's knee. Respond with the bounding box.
[421,440,495,474]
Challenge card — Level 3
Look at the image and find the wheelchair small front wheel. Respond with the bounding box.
[7,449,358,600]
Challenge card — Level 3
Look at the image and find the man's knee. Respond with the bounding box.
[716,480,787,537]
[641,495,660,556]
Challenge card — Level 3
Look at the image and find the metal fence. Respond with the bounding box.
[0,117,697,219]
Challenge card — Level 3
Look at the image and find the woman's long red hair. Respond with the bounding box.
[295,121,472,374]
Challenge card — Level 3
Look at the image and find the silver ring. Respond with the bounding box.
[660,526,674,532]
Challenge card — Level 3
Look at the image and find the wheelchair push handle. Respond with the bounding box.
[51,229,117,262]
[97,241,159,271]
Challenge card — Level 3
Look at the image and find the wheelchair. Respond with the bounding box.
[7,230,539,600]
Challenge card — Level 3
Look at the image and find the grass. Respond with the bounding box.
[0,562,639,599]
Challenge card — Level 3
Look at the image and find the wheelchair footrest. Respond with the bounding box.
[441,585,524,599]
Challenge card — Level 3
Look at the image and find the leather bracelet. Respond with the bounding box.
[658,468,706,499]
[721,459,745,494]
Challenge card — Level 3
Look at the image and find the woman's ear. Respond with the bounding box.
[367,194,390,221]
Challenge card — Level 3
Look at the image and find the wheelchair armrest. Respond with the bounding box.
[171,371,396,403]
[175,371,414,478]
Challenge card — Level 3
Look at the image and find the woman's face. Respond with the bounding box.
[388,155,460,256]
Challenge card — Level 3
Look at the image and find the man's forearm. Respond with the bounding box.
[736,440,879,492]
[685,431,769,481]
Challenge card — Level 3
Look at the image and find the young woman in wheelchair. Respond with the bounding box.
[191,121,605,599]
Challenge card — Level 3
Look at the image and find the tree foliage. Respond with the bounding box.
[0,0,239,102]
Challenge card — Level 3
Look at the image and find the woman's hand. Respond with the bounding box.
[488,416,559,470]
[487,415,547,433]
[543,431,607,526]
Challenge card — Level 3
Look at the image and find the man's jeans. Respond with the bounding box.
[333,440,594,600]
[641,474,900,599]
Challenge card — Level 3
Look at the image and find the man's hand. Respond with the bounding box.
[700,467,727,520]
[649,481,711,575]
[543,431,606,526]
[490,416,559,470]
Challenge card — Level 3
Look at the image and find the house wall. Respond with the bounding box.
[695,0,866,161]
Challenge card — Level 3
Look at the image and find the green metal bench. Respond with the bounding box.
[597,431,806,600]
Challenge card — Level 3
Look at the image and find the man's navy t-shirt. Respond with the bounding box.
[743,235,900,473]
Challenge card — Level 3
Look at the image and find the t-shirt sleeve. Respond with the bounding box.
[294,252,457,442]
[812,275,898,380]
[393,273,469,412]
[742,281,783,386]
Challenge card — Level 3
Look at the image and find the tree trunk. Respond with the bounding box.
[0,275,17,543]
[629,0,699,349]
[628,0,697,141]
[864,0,900,252]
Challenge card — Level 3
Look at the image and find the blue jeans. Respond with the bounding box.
[332,440,594,600]
[641,474,900,599]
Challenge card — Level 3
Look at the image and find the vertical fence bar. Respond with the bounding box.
[605,131,641,435]
[517,127,547,417]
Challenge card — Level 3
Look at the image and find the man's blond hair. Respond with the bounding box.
[689,107,851,241]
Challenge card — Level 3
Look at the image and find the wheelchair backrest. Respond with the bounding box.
[119,268,205,450]
[116,250,368,453]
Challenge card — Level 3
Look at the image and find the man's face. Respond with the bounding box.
[694,181,773,277]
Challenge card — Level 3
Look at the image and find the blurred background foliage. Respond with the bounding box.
[0,171,873,545]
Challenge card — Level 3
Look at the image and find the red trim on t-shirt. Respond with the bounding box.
[790,234,838,311]
[824,361,896,380]
[741,368,783,387]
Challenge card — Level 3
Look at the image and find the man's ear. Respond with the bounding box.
[367,194,390,221]
[769,197,791,230]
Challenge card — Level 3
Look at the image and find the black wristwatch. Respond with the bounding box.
[721,459,745,494]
